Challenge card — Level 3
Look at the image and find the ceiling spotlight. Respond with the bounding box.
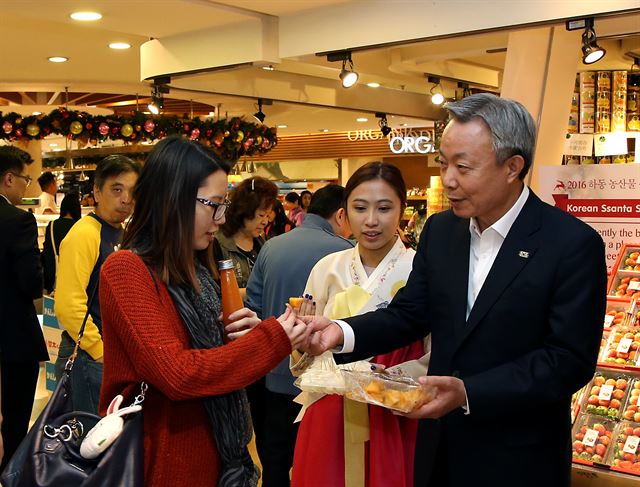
[376,112,392,137]
[581,18,606,65]
[367,82,380,88]
[262,65,275,71]
[428,76,445,105]
[109,42,131,50]
[253,99,266,123]
[70,12,102,21]
[356,117,368,123]
[148,77,170,115]
[457,81,472,99]
[48,56,68,63]
[327,51,359,88]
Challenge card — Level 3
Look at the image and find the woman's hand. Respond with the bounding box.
[224,307,260,341]
[277,304,311,350]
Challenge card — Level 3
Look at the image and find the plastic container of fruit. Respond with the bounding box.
[621,378,640,422]
[601,326,640,367]
[342,370,436,413]
[609,421,640,475]
[619,248,640,272]
[603,298,634,330]
[571,413,617,465]
[609,275,640,301]
[581,371,631,419]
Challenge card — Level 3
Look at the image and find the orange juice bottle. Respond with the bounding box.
[218,260,243,326]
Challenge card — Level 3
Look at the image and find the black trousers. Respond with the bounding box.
[261,389,301,487]
[1,360,40,471]
[246,377,268,464]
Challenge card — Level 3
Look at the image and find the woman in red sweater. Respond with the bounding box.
[99,136,309,487]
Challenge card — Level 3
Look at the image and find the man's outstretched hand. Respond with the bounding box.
[297,315,344,355]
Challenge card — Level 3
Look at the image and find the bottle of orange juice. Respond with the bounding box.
[218,260,243,327]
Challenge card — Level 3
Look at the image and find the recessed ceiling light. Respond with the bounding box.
[32,111,42,116]
[70,12,102,21]
[356,117,368,123]
[277,124,288,129]
[262,65,275,71]
[400,123,408,127]
[49,143,58,147]
[48,56,68,63]
[367,82,380,88]
[109,42,131,50]
[320,128,329,133]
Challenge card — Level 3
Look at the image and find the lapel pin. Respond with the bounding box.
[518,251,529,259]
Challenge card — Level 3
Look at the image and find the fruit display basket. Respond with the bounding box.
[610,421,640,475]
[603,298,636,330]
[582,371,632,419]
[571,413,617,465]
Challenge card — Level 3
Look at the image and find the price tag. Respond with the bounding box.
[563,133,594,156]
[618,337,633,353]
[624,435,640,454]
[583,428,599,447]
[604,314,615,328]
[598,384,614,401]
[629,281,640,291]
[594,132,628,156]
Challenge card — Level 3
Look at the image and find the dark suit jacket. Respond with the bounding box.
[0,197,48,362]
[340,190,606,487]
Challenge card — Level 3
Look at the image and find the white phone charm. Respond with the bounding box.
[80,395,142,459]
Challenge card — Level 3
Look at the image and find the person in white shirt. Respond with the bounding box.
[299,93,607,487]
[36,171,58,214]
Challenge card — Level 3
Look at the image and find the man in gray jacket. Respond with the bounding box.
[245,184,353,486]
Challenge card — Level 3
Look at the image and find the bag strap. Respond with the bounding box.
[50,221,58,261]
[64,280,99,373]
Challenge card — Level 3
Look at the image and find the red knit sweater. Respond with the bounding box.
[99,250,291,486]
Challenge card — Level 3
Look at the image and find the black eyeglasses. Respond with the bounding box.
[11,172,32,187]
[196,197,230,221]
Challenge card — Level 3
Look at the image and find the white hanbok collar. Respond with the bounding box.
[350,236,406,293]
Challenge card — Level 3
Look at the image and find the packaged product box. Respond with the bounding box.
[610,276,640,300]
[564,155,581,165]
[595,111,610,133]
[608,245,640,298]
[612,71,628,132]
[621,379,640,422]
[613,154,628,164]
[628,113,640,132]
[581,371,631,419]
[609,421,640,474]
[568,90,580,134]
[597,156,612,164]
[601,327,640,367]
[571,413,617,465]
[580,72,596,133]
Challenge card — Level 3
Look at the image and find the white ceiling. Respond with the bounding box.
[1,1,639,135]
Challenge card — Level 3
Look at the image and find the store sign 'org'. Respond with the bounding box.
[346,128,436,154]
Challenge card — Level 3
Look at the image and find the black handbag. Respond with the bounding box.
[1,285,145,487]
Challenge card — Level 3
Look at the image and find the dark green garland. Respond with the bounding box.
[0,107,277,162]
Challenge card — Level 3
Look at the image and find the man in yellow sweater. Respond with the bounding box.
[54,155,140,413]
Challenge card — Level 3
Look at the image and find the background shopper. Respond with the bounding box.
[99,136,308,487]
[283,192,304,227]
[299,190,312,213]
[41,192,82,294]
[35,171,58,215]
[0,146,48,470]
[264,199,295,240]
[54,155,140,413]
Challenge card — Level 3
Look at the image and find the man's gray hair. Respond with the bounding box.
[444,93,537,180]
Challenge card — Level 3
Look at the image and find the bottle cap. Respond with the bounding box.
[218,259,235,270]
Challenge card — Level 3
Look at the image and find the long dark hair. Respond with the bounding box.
[59,192,81,221]
[266,199,295,239]
[122,136,231,288]
[344,161,407,208]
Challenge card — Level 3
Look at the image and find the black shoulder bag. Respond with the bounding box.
[1,284,145,487]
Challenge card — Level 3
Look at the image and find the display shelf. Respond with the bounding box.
[572,462,640,486]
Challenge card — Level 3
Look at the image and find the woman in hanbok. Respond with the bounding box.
[292,162,428,487]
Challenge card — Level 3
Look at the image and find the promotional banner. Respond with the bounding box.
[42,295,63,391]
[539,164,640,272]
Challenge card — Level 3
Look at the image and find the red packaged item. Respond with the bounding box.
[582,371,631,419]
[610,422,640,474]
[571,413,616,465]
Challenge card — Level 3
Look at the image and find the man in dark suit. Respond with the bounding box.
[302,94,606,486]
[0,146,48,470]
